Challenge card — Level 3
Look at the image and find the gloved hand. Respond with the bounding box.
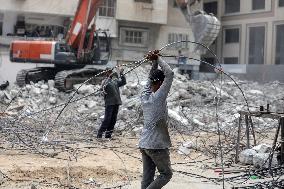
[146,50,160,61]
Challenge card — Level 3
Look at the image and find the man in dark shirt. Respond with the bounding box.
[97,67,126,139]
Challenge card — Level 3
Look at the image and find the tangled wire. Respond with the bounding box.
[0,40,283,189]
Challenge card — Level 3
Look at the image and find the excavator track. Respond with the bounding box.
[16,67,56,87]
[54,71,71,91]
[16,69,28,87]
[54,68,105,92]
[15,67,105,91]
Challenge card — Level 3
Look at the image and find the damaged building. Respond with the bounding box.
[203,0,284,82]
[0,0,195,83]
[0,0,284,189]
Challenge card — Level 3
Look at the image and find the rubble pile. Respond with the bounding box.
[239,144,278,168]
[0,66,284,149]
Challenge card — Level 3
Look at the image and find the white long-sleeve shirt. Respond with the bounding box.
[139,57,174,149]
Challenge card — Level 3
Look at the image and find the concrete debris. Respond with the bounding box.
[0,68,283,126]
[6,104,25,112]
[77,105,91,114]
[0,65,283,160]
[168,109,189,125]
[178,88,191,99]
[252,144,272,154]
[83,177,101,187]
[48,97,57,105]
[121,83,139,97]
[0,91,5,100]
[130,126,143,136]
[240,144,278,168]
[253,153,278,168]
[41,135,49,143]
[239,149,257,165]
[48,80,55,89]
[9,89,19,99]
[178,145,191,155]
[86,100,97,109]
[31,86,41,95]
[178,141,195,155]
[213,86,231,99]
[192,118,205,127]
[183,141,195,148]
[4,91,11,100]
[30,184,37,189]
[40,84,49,90]
[248,90,264,96]
[74,84,95,94]
[25,84,32,91]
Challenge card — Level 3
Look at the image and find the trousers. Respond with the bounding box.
[140,148,173,189]
[97,104,119,138]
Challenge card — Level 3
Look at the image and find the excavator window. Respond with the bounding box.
[55,43,70,53]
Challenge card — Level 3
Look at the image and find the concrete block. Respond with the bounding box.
[31,87,41,95]
[86,100,97,109]
[48,97,57,105]
[74,84,95,94]
[41,84,49,90]
[25,84,32,91]
[239,149,257,165]
[0,91,5,100]
[9,89,19,99]
[252,144,271,153]
[253,153,278,168]
[178,145,191,155]
[48,80,55,89]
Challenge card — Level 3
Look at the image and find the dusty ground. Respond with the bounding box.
[0,72,282,188]
[0,135,234,189]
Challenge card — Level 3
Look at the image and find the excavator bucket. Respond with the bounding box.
[191,12,220,54]
[175,0,221,55]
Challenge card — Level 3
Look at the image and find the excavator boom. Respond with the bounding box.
[9,0,109,91]
[66,0,102,58]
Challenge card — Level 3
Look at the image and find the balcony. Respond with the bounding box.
[116,0,168,24]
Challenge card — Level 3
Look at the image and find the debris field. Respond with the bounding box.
[1,65,284,189]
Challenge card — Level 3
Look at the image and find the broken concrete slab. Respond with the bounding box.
[74,84,95,94]
[48,97,57,105]
[4,91,12,100]
[40,84,49,90]
[239,149,257,165]
[252,144,272,154]
[178,145,191,155]
[48,80,55,89]
[253,153,278,168]
[31,86,41,95]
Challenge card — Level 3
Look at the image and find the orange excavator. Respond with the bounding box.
[10,0,220,91]
[10,0,110,91]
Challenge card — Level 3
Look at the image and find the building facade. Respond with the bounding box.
[0,0,193,63]
[2,0,282,82]
[201,0,284,82]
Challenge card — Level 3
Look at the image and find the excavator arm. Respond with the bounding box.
[10,0,110,91]
[66,0,103,58]
[175,0,220,54]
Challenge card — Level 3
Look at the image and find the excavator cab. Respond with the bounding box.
[54,43,77,64]
[10,0,113,91]
[92,30,111,64]
[78,29,111,65]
